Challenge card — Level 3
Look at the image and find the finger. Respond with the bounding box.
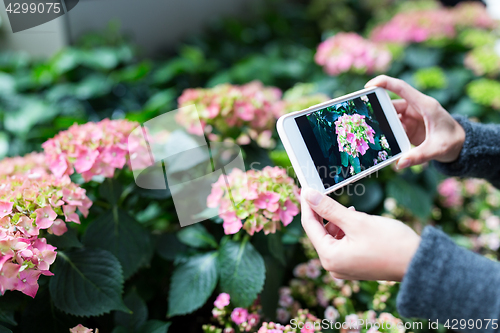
[396,140,436,169]
[365,75,425,106]
[303,188,358,232]
[301,193,334,250]
[392,99,408,115]
[325,222,340,237]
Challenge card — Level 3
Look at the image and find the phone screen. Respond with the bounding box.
[295,92,401,189]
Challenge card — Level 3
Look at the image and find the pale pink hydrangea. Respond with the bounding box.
[0,152,50,178]
[70,324,96,333]
[335,114,375,158]
[370,9,455,44]
[214,292,231,309]
[176,81,282,149]
[452,2,497,30]
[438,178,463,208]
[315,33,392,76]
[207,167,300,235]
[324,306,339,322]
[42,119,139,182]
[0,174,92,297]
[464,46,500,77]
[258,310,320,333]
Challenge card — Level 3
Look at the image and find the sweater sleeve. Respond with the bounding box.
[397,226,500,333]
[433,116,500,188]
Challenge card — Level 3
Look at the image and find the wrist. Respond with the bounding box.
[435,120,466,163]
[396,235,421,282]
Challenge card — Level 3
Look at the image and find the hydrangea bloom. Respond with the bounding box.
[204,293,261,333]
[413,67,447,90]
[42,119,139,182]
[438,178,463,208]
[452,2,497,30]
[335,114,375,158]
[370,9,455,44]
[0,152,50,178]
[214,292,231,309]
[276,83,330,116]
[315,33,392,76]
[464,46,500,77]
[0,174,92,297]
[207,167,300,235]
[467,79,500,109]
[176,81,282,149]
[258,310,321,333]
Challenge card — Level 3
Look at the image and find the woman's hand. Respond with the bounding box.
[301,188,420,281]
[365,75,466,169]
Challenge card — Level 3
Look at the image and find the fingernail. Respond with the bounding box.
[305,188,323,206]
[348,206,356,211]
[397,158,410,170]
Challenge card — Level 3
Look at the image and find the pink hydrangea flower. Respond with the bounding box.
[176,81,282,149]
[214,292,231,309]
[231,307,248,325]
[0,173,92,297]
[315,33,392,76]
[438,178,463,208]
[207,167,300,235]
[0,152,50,178]
[335,114,375,158]
[42,119,139,182]
[370,8,456,44]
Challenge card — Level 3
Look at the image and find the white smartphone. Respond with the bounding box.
[277,86,410,194]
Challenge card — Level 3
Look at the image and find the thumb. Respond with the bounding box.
[396,141,435,169]
[303,188,358,232]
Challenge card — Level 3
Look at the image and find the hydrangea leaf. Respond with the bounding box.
[386,178,432,220]
[167,252,218,317]
[139,320,171,333]
[83,208,154,279]
[0,308,16,326]
[218,239,265,308]
[340,152,349,167]
[114,290,148,331]
[49,248,128,317]
[177,224,218,249]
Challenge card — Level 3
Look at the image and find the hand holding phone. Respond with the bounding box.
[277,86,410,194]
[365,75,466,170]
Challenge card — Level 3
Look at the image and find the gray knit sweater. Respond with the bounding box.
[397,116,500,332]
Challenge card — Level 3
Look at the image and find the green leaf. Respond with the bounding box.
[83,208,154,279]
[49,248,128,317]
[177,224,217,249]
[168,252,218,317]
[267,233,286,266]
[114,290,148,331]
[340,152,349,167]
[218,239,265,308]
[386,178,432,220]
[0,308,16,326]
[139,320,171,333]
[350,156,361,174]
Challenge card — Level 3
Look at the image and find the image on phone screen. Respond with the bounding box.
[294,92,401,189]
